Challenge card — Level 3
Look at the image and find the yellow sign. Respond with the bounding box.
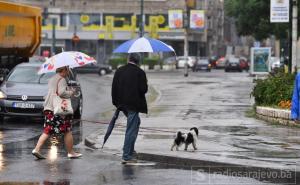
[149,16,159,39]
[157,15,165,25]
[131,15,137,38]
[105,16,114,39]
[80,15,90,24]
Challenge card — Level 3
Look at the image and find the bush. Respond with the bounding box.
[108,58,127,69]
[109,57,161,70]
[251,72,296,107]
[143,58,160,69]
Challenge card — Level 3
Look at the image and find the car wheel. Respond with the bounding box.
[0,115,4,123]
[225,69,228,72]
[99,69,107,76]
[74,97,83,119]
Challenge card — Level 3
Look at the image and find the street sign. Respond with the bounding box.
[72,35,80,43]
[270,0,289,23]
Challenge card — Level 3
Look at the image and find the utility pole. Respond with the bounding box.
[139,0,144,37]
[51,18,56,55]
[292,0,298,72]
[183,2,190,77]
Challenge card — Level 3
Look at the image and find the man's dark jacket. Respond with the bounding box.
[112,63,148,113]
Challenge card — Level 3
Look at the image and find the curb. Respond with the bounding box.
[137,152,299,184]
[84,136,97,149]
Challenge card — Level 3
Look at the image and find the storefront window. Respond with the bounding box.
[103,14,132,28]
[137,14,168,28]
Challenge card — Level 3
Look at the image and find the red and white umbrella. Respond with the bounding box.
[38,51,96,74]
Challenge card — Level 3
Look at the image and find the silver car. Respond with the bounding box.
[0,63,83,121]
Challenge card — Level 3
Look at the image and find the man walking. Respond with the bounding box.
[111,53,148,164]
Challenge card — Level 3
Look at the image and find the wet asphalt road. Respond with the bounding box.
[0,71,285,185]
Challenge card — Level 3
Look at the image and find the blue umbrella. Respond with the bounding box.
[113,37,175,53]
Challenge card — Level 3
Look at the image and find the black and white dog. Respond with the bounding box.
[171,127,199,151]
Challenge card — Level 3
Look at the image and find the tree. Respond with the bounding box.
[224,0,290,41]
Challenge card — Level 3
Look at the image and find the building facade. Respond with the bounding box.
[8,0,226,62]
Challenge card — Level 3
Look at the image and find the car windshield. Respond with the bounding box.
[7,66,55,84]
[229,58,239,63]
[198,60,209,64]
[178,57,188,60]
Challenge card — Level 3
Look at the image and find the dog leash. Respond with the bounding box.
[75,119,175,133]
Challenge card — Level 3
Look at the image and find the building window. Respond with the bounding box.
[42,13,67,27]
[69,13,101,27]
[103,14,133,28]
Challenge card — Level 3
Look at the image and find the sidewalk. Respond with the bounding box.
[85,71,300,181]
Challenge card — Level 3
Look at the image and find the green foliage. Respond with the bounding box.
[108,57,160,69]
[108,58,127,69]
[224,0,290,40]
[143,57,160,69]
[251,72,296,106]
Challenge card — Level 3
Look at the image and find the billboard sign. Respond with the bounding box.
[250,47,271,74]
[190,10,205,30]
[270,0,289,23]
[168,10,183,29]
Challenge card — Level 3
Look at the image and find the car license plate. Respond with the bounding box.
[12,102,35,109]
[201,67,206,70]
[232,64,237,66]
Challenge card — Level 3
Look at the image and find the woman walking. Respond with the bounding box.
[32,66,82,159]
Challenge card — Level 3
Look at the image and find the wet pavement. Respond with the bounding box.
[86,70,300,183]
[0,71,298,184]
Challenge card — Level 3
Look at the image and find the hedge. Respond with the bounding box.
[108,58,127,69]
[251,72,296,107]
[108,57,160,69]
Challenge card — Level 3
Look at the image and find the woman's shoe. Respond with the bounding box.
[32,149,46,160]
[67,153,82,159]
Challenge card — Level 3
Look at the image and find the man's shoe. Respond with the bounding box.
[132,151,138,160]
[67,153,82,159]
[32,149,46,160]
[121,159,138,164]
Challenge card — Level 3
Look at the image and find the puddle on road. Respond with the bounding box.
[173,81,216,85]
[200,125,249,133]
[0,181,71,185]
[143,134,173,139]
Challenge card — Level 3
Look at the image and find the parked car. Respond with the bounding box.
[193,58,211,72]
[215,57,226,69]
[163,56,177,65]
[209,56,218,68]
[270,57,281,71]
[225,57,242,72]
[74,63,112,76]
[176,56,196,68]
[0,63,83,121]
[239,57,249,71]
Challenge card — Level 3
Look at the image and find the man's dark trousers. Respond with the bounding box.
[122,110,140,161]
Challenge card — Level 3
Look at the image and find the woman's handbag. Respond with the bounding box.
[53,78,73,115]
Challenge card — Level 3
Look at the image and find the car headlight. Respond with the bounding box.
[109,66,112,70]
[0,91,7,99]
